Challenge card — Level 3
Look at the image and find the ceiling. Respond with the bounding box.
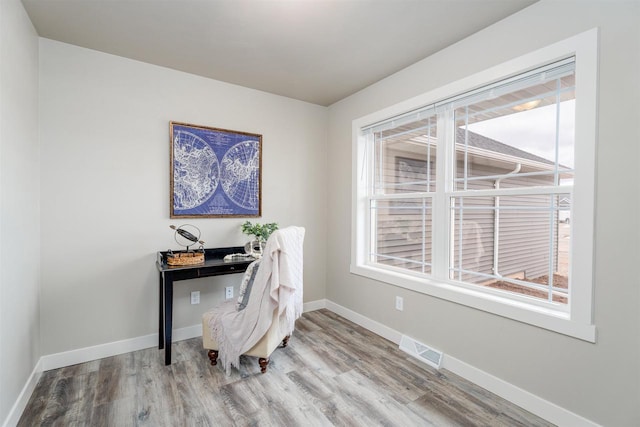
[22,0,537,106]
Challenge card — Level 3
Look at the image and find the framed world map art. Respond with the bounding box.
[169,122,262,218]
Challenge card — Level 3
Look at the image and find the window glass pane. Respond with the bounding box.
[450,194,570,304]
[371,198,432,274]
[454,73,575,190]
[374,115,437,194]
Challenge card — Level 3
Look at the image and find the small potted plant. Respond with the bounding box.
[241,221,278,257]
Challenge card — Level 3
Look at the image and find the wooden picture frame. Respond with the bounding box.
[170,122,262,218]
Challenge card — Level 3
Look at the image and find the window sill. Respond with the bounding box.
[350,263,596,343]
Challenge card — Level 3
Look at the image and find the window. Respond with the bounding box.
[371,113,437,275]
[352,30,597,341]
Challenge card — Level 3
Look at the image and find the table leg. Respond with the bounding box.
[164,275,174,365]
[158,272,164,349]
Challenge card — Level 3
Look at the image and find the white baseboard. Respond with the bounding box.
[303,299,327,312]
[2,359,42,427]
[173,323,202,342]
[323,300,600,427]
[41,332,158,371]
[325,300,402,344]
[442,356,600,427]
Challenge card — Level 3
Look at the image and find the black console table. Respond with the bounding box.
[156,246,253,365]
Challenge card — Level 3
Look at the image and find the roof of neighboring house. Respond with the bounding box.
[456,128,555,166]
[558,197,571,207]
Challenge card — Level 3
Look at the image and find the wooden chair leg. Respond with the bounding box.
[258,357,269,373]
[207,350,218,366]
[281,335,290,348]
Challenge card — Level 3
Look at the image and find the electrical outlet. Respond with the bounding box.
[395,296,403,311]
[190,291,200,305]
[225,286,234,299]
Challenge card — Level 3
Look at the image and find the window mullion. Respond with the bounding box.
[432,109,454,279]
[366,134,376,264]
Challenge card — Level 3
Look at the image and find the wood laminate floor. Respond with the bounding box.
[18,309,554,426]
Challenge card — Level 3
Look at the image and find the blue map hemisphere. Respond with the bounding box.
[220,140,260,210]
[173,131,219,210]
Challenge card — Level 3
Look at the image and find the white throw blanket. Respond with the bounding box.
[205,226,305,374]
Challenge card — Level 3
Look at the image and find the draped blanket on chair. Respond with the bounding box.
[205,226,305,374]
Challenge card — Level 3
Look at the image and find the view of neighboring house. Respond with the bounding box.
[375,128,570,302]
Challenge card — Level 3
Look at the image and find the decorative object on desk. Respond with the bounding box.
[166,249,205,266]
[223,253,254,261]
[170,122,262,219]
[241,221,278,258]
[167,224,205,265]
[170,224,205,249]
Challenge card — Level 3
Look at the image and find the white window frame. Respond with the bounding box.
[351,29,598,342]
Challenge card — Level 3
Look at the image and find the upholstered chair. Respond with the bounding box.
[202,308,291,373]
[202,226,304,374]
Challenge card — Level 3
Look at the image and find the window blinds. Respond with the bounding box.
[361,57,575,136]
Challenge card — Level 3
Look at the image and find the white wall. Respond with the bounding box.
[38,39,327,355]
[0,0,40,422]
[327,1,639,425]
